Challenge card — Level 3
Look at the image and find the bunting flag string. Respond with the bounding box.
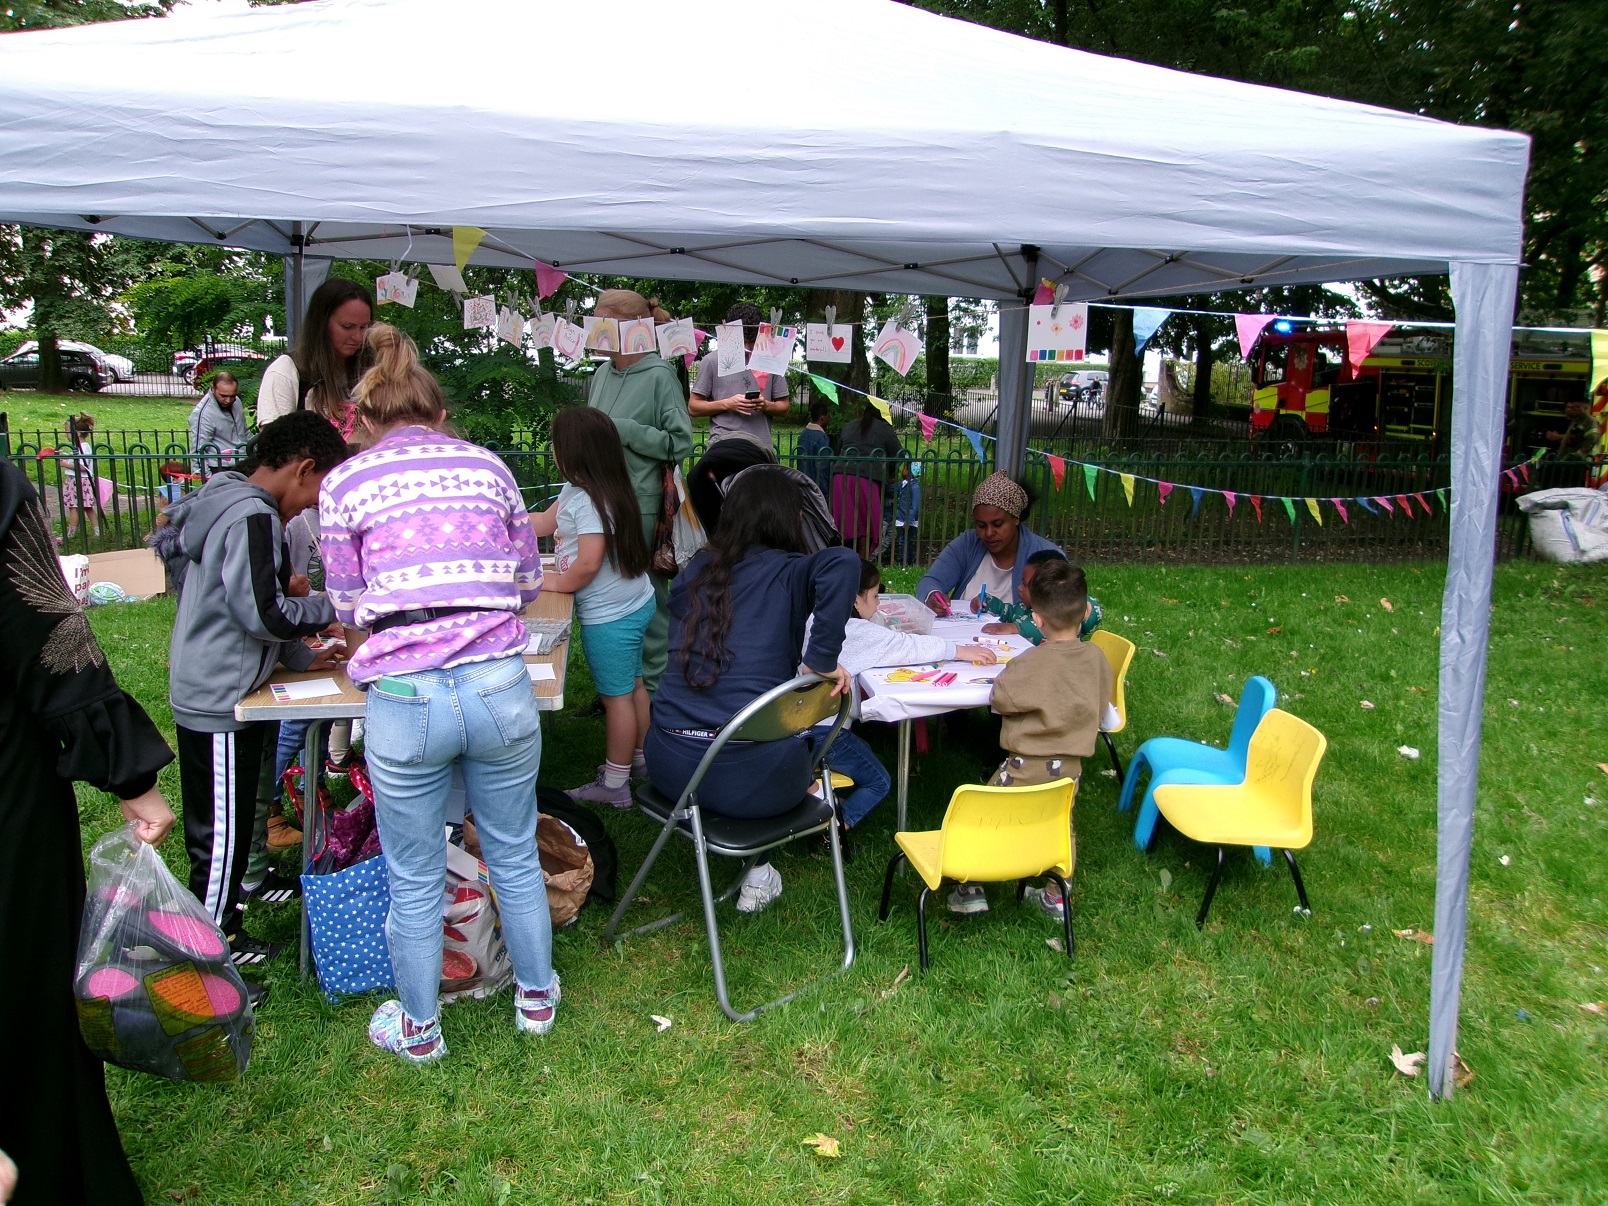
[782,367,1557,525]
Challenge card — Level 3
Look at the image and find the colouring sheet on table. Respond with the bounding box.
[270,678,342,702]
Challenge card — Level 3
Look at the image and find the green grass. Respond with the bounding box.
[79,560,1608,1203]
[3,391,198,445]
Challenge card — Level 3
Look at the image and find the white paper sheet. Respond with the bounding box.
[806,322,852,363]
[747,322,796,374]
[464,294,497,330]
[715,321,747,375]
[428,263,468,294]
[526,662,556,682]
[270,677,342,702]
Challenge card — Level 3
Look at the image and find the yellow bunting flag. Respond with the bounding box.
[1120,473,1136,506]
[452,226,487,275]
[868,395,892,421]
[1305,497,1323,526]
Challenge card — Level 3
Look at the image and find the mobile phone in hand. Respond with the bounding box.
[744,390,761,400]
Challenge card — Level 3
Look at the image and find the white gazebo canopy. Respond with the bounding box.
[0,0,1529,1099]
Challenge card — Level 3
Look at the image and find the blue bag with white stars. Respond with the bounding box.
[301,854,396,1003]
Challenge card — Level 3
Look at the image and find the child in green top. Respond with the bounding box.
[981,548,1102,644]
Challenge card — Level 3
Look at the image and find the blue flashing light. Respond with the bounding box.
[1272,319,1295,334]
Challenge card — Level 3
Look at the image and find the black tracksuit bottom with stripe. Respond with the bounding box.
[177,723,271,939]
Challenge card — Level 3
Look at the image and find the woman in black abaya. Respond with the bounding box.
[0,458,175,1205]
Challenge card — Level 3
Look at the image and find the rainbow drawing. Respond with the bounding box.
[619,318,656,355]
[873,323,920,376]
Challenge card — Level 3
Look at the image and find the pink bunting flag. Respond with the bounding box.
[1503,468,1519,489]
[1345,321,1393,372]
[1157,482,1173,506]
[1235,314,1276,360]
[1046,453,1066,491]
[683,327,710,368]
[1331,498,1349,524]
[1396,494,1413,516]
[918,413,938,442]
[1032,279,1055,305]
[1376,495,1395,515]
[534,260,569,299]
[1250,495,1264,523]
[1222,490,1237,516]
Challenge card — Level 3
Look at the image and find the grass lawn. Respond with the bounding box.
[79,559,1607,1204]
[3,391,198,445]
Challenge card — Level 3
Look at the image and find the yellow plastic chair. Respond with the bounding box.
[1089,629,1136,778]
[877,778,1076,972]
[1151,708,1326,928]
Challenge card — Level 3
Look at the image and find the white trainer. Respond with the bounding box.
[736,863,783,914]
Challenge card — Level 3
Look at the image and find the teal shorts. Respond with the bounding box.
[580,596,655,696]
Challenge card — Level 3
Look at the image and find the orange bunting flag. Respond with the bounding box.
[1250,495,1264,523]
[1157,482,1173,506]
[1046,454,1066,490]
[1396,494,1413,516]
[1120,474,1136,506]
[1305,497,1323,526]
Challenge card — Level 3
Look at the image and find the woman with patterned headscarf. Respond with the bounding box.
[915,471,1062,614]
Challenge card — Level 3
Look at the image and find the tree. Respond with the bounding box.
[923,295,952,407]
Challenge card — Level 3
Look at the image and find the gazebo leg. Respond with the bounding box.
[1283,849,1311,914]
[1195,846,1227,929]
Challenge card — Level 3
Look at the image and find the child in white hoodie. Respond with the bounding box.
[811,560,997,830]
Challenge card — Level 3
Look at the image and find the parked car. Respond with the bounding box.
[0,347,109,392]
[1057,370,1108,405]
[14,339,134,383]
[183,343,268,387]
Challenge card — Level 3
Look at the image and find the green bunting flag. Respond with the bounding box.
[1083,463,1098,501]
[1281,497,1297,524]
[806,373,839,404]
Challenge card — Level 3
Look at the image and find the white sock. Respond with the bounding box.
[601,759,630,789]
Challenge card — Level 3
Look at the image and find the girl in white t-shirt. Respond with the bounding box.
[533,408,655,807]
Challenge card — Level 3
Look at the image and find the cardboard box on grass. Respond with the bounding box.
[87,549,166,598]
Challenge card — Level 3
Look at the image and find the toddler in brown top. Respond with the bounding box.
[948,560,1112,920]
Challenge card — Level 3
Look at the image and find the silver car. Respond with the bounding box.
[15,339,134,382]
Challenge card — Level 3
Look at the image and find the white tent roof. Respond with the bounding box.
[0,0,1527,298]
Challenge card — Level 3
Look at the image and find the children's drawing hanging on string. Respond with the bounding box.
[376,271,417,308]
[583,316,620,354]
[715,321,747,375]
[656,317,697,361]
[872,318,920,376]
[496,306,525,347]
[618,318,656,356]
[429,263,468,294]
[1027,289,1089,363]
[748,323,797,374]
[551,317,586,360]
[806,315,852,364]
[463,295,497,331]
[530,313,557,351]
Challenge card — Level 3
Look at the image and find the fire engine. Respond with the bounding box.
[1244,323,1593,456]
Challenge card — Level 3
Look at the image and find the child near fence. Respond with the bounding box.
[532,407,655,808]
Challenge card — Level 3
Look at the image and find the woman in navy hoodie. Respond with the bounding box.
[646,471,858,914]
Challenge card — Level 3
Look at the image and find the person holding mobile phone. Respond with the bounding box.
[689,301,791,445]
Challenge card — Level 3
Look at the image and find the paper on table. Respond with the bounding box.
[270,677,342,702]
[526,663,556,682]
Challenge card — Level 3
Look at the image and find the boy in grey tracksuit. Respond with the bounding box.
[167,412,347,963]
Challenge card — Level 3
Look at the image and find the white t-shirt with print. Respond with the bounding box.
[555,483,654,625]
[960,553,1015,608]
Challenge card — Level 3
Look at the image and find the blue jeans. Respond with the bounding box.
[363,654,555,1023]
[822,728,892,828]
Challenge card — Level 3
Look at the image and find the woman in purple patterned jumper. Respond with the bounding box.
[318,323,559,1065]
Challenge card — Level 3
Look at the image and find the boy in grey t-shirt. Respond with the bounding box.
[689,301,790,444]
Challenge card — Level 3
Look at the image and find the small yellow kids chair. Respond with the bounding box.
[1088,630,1136,778]
[878,778,1076,972]
[1151,708,1326,928]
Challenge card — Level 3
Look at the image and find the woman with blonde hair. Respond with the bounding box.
[319,323,559,1064]
[586,288,692,700]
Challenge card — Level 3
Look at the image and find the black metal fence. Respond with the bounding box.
[11,426,1594,566]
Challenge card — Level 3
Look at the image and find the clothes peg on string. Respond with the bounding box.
[770,308,783,328]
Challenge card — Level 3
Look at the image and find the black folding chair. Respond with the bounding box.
[603,674,855,1022]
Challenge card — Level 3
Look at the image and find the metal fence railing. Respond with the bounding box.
[14,428,1596,566]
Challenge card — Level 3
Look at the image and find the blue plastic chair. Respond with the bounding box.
[1119,675,1277,864]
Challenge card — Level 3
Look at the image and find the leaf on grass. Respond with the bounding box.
[1394,928,1434,945]
[1161,596,1179,603]
[1100,768,1118,778]
[1508,698,1522,707]
[1047,989,1064,1009]
[1335,594,1351,603]
[1453,1052,1475,1088]
[650,1014,673,1032]
[1046,937,1065,954]
[1214,693,1235,705]
[1158,869,1173,893]
[1380,598,1394,612]
[802,1133,842,1158]
[1409,686,1428,693]
[1360,700,1375,710]
[1391,1045,1426,1076]
[1152,648,1168,658]
[1580,1002,1605,1015]
[1266,625,1283,634]
[1597,763,1608,777]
